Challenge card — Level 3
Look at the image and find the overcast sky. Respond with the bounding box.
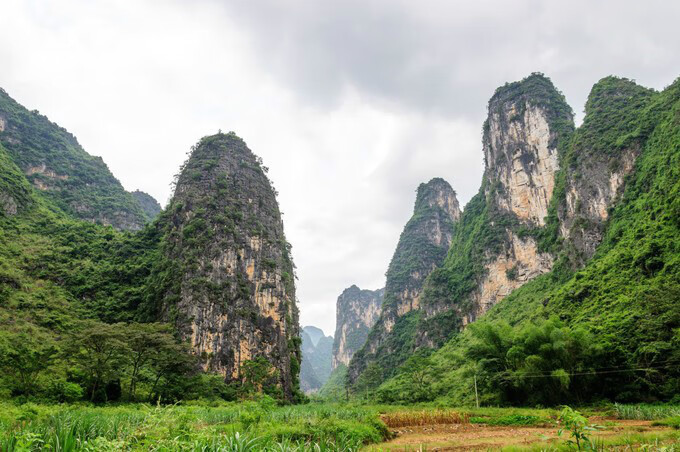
[2,0,679,335]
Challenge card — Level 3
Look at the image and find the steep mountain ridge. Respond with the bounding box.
[0,93,303,401]
[555,77,656,265]
[348,178,460,385]
[418,75,574,337]
[0,88,153,230]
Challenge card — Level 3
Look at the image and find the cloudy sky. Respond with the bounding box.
[2,0,679,335]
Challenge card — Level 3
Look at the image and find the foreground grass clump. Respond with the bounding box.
[614,403,680,420]
[653,417,680,430]
[0,401,390,451]
[470,414,546,426]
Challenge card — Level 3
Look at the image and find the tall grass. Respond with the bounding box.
[0,407,149,451]
[614,404,680,420]
[0,403,387,451]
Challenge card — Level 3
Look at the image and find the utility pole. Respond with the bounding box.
[474,374,479,408]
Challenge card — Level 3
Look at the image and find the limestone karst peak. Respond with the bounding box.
[158,132,301,401]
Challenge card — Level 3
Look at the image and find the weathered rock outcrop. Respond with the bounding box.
[348,178,460,384]
[0,88,149,230]
[416,76,574,338]
[332,285,384,370]
[158,132,300,401]
[412,75,651,357]
[557,77,655,266]
[464,75,574,320]
[389,74,654,386]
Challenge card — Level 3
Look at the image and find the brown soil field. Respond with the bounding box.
[365,419,675,451]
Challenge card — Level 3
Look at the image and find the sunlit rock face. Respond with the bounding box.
[485,103,559,226]
[415,74,575,349]
[348,75,654,388]
[159,132,300,401]
[466,79,569,320]
[348,178,460,383]
[332,285,384,370]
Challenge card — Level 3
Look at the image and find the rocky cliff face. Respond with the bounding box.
[557,77,655,266]
[415,76,574,345]
[484,92,560,226]
[345,75,575,389]
[332,285,384,370]
[348,178,460,384]
[158,132,300,401]
[418,75,652,345]
[0,88,150,230]
[379,75,680,405]
[370,74,655,392]
[463,76,574,320]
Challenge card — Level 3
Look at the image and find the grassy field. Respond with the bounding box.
[0,401,678,451]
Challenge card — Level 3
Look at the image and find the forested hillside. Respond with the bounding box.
[0,89,154,230]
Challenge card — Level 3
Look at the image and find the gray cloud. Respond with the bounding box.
[212,0,680,121]
[1,0,679,334]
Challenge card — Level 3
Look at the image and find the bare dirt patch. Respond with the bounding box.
[366,420,672,451]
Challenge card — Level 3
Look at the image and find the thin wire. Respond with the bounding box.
[475,360,680,379]
[517,364,679,379]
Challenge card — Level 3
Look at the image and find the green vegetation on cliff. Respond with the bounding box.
[375,77,680,405]
[346,74,576,392]
[151,132,302,402]
[348,178,459,387]
[0,88,150,230]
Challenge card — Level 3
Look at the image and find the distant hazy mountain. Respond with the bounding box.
[300,326,333,393]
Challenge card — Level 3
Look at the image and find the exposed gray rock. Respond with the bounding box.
[332,285,384,370]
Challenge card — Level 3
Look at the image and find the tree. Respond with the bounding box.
[354,362,383,399]
[68,321,129,402]
[124,323,176,400]
[465,317,599,405]
[240,356,281,399]
[148,338,195,403]
[401,352,434,402]
[0,327,57,396]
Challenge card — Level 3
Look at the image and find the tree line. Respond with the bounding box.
[0,321,283,403]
